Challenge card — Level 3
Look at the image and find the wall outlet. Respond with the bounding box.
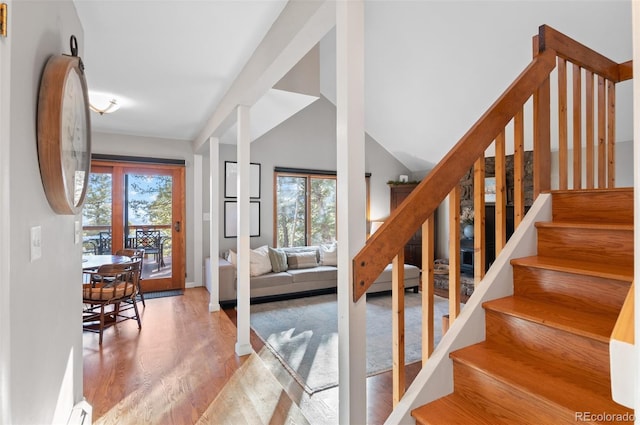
[30,226,41,262]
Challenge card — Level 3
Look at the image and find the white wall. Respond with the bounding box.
[6,2,85,423]
[203,96,411,257]
[91,132,197,284]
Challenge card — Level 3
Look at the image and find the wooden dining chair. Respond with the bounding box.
[115,248,146,307]
[82,262,142,345]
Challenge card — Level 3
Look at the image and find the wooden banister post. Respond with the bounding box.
[472,159,485,281]
[495,131,506,254]
[534,77,552,196]
[513,108,525,227]
[448,187,461,322]
[392,251,405,406]
[607,81,616,188]
[422,216,435,360]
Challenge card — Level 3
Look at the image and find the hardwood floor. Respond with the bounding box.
[84,287,420,424]
[84,288,246,425]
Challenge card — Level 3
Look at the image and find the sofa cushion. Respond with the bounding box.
[281,246,320,261]
[251,272,293,289]
[287,265,337,283]
[319,242,337,266]
[250,245,273,277]
[268,247,288,272]
[373,263,420,284]
[286,250,318,269]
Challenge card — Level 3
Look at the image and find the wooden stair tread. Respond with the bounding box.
[535,221,633,231]
[483,296,618,343]
[550,187,633,195]
[511,255,633,282]
[412,393,514,425]
[451,343,631,417]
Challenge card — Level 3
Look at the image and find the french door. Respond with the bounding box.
[82,159,185,291]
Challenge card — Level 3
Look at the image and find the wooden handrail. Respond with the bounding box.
[539,25,625,82]
[352,23,632,408]
[352,47,557,300]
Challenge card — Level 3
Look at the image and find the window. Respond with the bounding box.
[275,173,336,247]
[274,168,370,248]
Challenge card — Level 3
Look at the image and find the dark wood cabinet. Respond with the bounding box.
[389,184,423,269]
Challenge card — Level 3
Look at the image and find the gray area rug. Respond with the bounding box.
[250,292,450,394]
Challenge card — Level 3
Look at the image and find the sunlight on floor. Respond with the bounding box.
[196,353,309,425]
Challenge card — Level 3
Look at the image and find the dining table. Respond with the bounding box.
[82,254,131,271]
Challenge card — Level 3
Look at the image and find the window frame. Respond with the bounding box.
[273,168,371,248]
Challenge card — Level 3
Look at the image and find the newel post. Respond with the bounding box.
[533,34,552,196]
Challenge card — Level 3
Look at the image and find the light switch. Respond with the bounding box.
[30,226,41,262]
[74,220,81,244]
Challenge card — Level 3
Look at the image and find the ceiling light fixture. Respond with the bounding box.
[89,98,119,115]
[88,92,121,115]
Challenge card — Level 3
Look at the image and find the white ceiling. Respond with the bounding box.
[74,0,288,141]
[75,1,633,173]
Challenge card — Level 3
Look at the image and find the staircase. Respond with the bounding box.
[412,188,634,424]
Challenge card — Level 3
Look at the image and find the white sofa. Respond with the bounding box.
[206,245,421,306]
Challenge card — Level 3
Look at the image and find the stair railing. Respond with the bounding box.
[352,24,632,406]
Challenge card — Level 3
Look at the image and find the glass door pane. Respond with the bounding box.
[125,173,173,280]
[82,159,185,292]
[82,170,112,255]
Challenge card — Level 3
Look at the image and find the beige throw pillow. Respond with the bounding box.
[320,243,337,266]
[250,245,273,276]
[286,250,318,269]
[226,249,237,266]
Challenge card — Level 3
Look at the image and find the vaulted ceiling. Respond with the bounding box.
[75,0,633,173]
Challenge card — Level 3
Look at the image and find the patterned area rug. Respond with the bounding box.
[250,292,451,394]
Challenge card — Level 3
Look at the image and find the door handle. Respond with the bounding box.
[174,221,181,232]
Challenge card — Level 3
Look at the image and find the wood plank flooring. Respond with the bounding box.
[84,288,421,424]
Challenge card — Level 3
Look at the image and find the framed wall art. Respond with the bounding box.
[224,201,260,238]
[224,161,261,199]
[484,177,496,203]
